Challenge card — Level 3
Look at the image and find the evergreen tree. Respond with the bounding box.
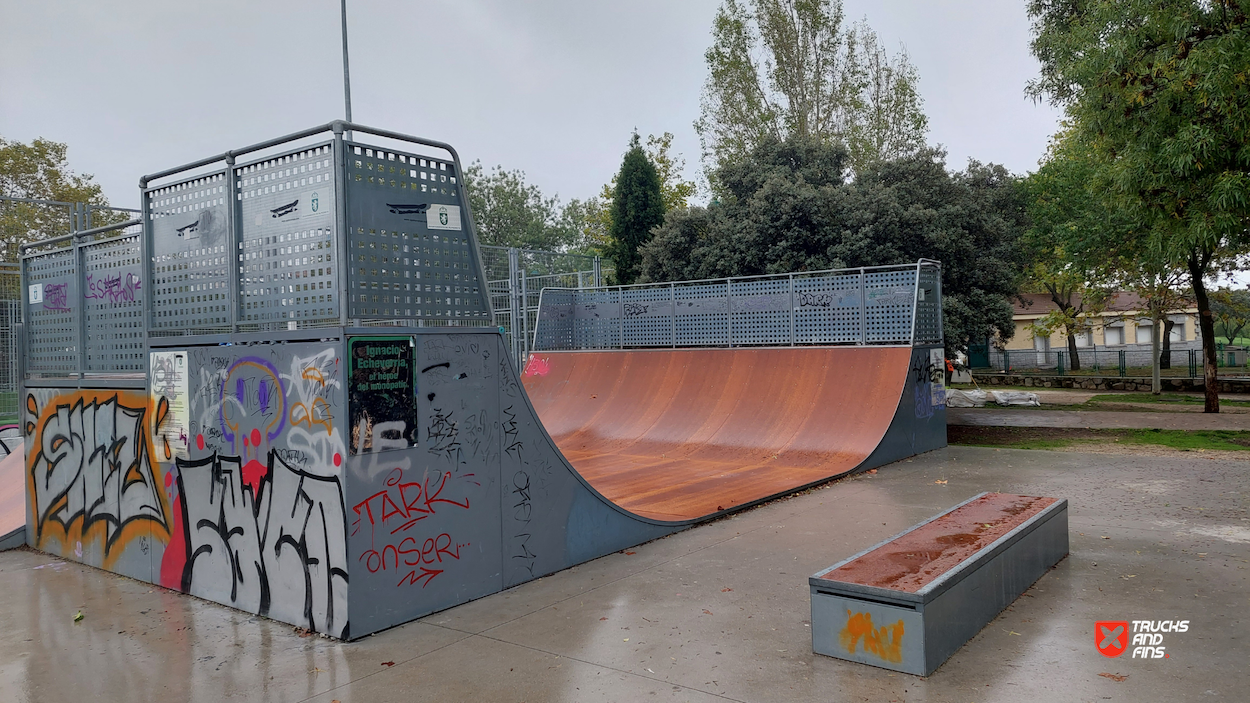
[606,134,665,284]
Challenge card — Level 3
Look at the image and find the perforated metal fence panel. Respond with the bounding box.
[236,142,339,329]
[146,172,231,335]
[343,141,491,322]
[533,263,941,350]
[914,264,943,346]
[25,247,77,373]
[794,273,862,345]
[863,268,918,345]
[83,228,144,372]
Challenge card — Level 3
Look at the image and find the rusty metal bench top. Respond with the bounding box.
[817,492,1057,593]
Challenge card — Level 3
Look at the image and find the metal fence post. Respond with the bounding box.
[670,282,676,348]
[1118,349,1127,377]
[1004,350,1010,373]
[225,155,240,333]
[726,279,733,347]
[593,256,602,287]
[506,247,517,364]
[858,269,867,345]
[789,274,795,346]
[519,258,530,363]
[332,123,352,328]
[1056,351,1065,376]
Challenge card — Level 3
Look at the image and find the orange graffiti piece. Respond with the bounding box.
[290,398,333,436]
[302,366,327,386]
[840,610,905,663]
[156,396,173,460]
[25,390,172,571]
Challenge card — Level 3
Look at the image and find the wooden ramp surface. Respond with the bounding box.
[521,348,909,522]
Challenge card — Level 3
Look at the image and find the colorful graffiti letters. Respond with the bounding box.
[25,392,169,562]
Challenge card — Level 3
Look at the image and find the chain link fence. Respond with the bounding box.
[0,264,19,425]
[480,246,608,368]
[982,346,1249,378]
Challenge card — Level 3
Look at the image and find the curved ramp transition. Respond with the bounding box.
[522,346,943,522]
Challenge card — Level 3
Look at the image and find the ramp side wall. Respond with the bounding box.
[858,345,948,471]
[343,331,679,639]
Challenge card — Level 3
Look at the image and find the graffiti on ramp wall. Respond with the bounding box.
[24,390,172,567]
[25,342,352,637]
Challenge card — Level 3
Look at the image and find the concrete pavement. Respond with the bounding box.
[0,446,1246,702]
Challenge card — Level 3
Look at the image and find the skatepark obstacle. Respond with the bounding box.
[17,122,946,639]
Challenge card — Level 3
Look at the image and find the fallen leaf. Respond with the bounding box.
[934,480,947,484]
[625,551,636,555]
[1101,536,1111,540]
[702,609,713,615]
[721,588,733,592]
[866,469,877,474]
[599,617,608,621]
[381,661,395,667]
[623,638,629,642]
[73,611,84,623]
[310,667,326,675]
[1098,672,1128,682]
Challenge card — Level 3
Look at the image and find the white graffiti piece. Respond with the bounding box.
[28,395,167,553]
[177,452,349,638]
[280,348,346,478]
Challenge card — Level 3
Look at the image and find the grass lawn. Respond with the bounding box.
[948,426,1250,452]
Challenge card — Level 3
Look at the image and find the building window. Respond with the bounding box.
[1105,326,1123,345]
[1075,330,1093,347]
[1170,321,1185,343]
[1136,322,1153,345]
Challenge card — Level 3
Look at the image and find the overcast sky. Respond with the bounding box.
[1,0,1062,210]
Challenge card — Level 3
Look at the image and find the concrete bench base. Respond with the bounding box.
[810,492,1068,676]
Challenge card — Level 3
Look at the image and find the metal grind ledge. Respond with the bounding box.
[809,492,1069,676]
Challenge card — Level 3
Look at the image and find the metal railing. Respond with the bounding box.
[532,260,942,351]
[480,246,606,367]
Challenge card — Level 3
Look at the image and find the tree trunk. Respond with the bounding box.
[1151,312,1161,395]
[1160,319,1174,369]
[1189,253,1220,413]
[1067,331,1081,371]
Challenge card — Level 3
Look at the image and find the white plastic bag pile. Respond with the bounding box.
[945,389,1040,407]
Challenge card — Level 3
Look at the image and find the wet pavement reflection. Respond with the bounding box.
[1,446,1247,702]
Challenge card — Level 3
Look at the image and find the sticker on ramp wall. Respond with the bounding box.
[150,351,191,459]
[349,336,418,455]
[28,283,43,304]
[929,347,947,408]
[427,204,462,231]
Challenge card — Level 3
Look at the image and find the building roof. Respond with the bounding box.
[1013,291,1192,317]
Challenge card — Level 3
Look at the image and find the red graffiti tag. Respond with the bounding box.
[352,468,472,589]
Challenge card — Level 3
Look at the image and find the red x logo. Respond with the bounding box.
[1096,621,1129,658]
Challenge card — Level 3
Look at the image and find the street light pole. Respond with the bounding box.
[341,0,353,139]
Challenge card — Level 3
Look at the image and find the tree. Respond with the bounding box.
[463,161,584,252]
[1027,0,1250,412]
[696,0,927,178]
[0,136,125,262]
[1211,288,1250,345]
[1021,136,1120,371]
[605,134,665,284]
[579,132,697,260]
[639,136,1029,355]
